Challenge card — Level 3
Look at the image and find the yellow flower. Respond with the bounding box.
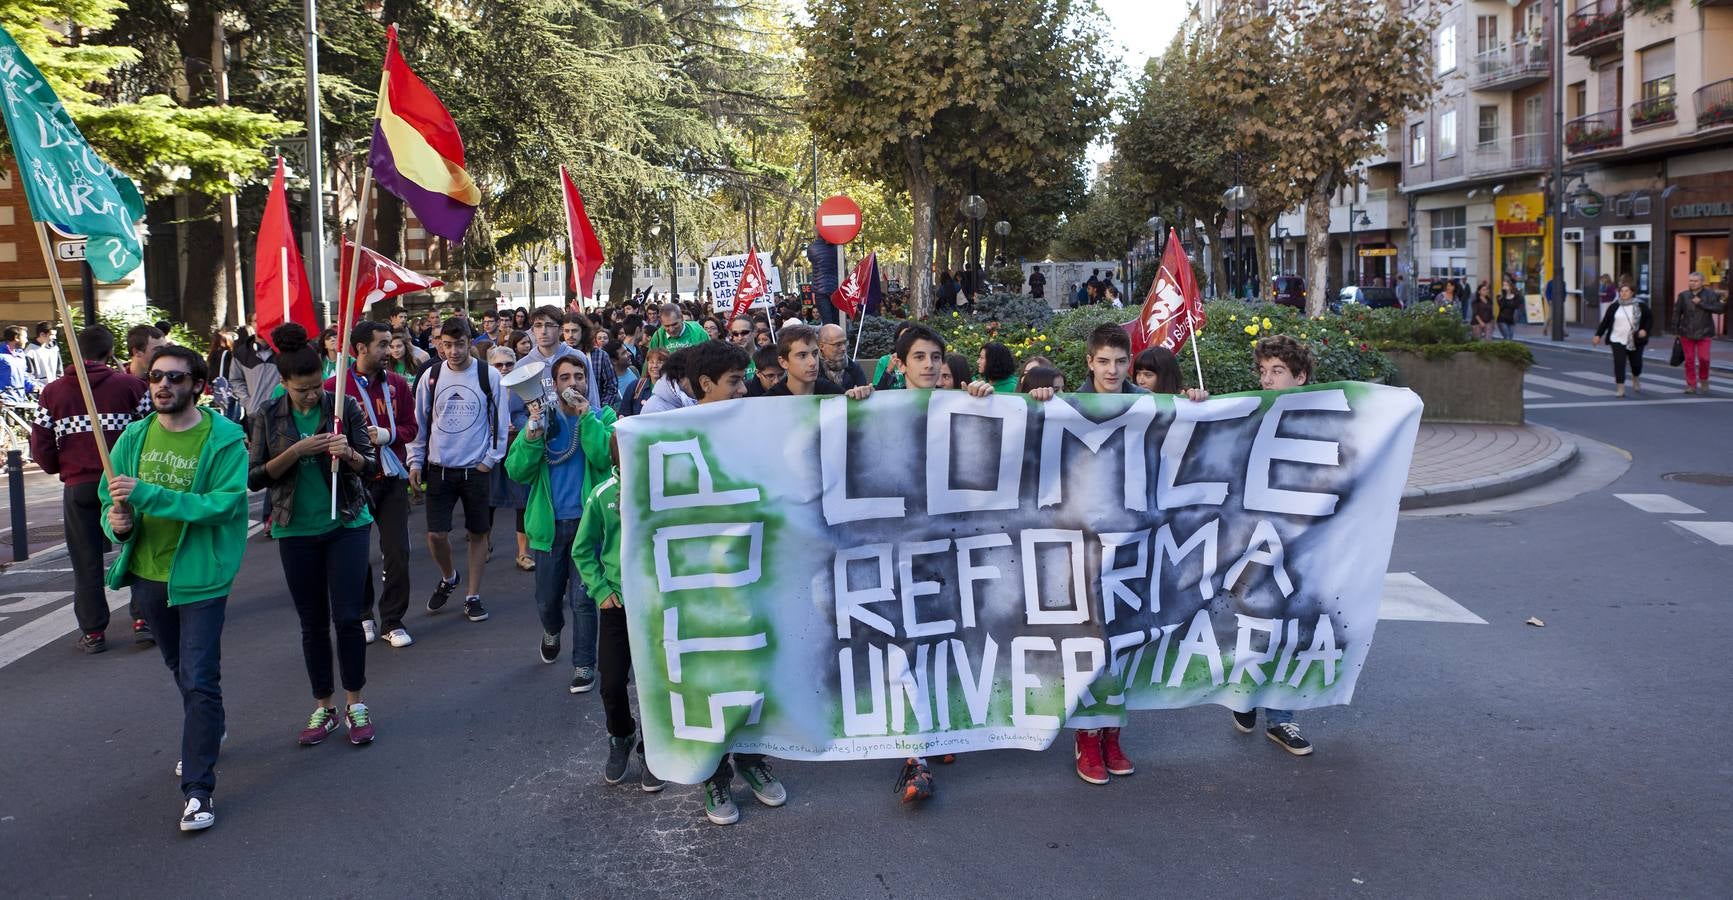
[1437,305,1448,313]
[1300,332,1308,339]
[1229,314,1238,322]
[952,311,960,318]
[1243,324,1259,336]
[1043,345,1051,351]
[1262,317,1272,330]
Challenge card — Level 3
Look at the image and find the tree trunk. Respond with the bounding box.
[1206,212,1228,298]
[1304,183,1332,317]
[180,196,223,337]
[608,247,634,305]
[1249,213,1272,301]
[375,192,403,264]
[901,138,935,318]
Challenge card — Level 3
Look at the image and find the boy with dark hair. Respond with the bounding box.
[1230,333,1316,756]
[891,323,947,390]
[125,324,166,380]
[1076,323,1143,394]
[765,324,873,399]
[745,345,783,397]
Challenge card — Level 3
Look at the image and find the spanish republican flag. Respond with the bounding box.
[367,25,479,242]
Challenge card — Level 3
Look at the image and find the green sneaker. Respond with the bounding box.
[703,778,738,825]
[740,759,787,807]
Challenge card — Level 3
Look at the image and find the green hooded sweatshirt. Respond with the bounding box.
[572,471,622,605]
[505,405,616,553]
[100,408,251,606]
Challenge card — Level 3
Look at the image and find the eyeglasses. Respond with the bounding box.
[492,362,513,370]
[147,370,192,385]
[729,329,753,337]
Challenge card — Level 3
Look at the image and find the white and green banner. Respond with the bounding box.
[617,384,1422,784]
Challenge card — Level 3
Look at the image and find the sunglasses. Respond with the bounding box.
[147,370,193,385]
[729,329,753,337]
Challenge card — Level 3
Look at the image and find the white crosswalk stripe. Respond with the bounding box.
[1378,573,1486,624]
[1671,521,1733,546]
[1523,389,1551,400]
[1522,373,1606,396]
[1615,493,1705,515]
[1562,369,1722,394]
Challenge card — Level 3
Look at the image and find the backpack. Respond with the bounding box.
[417,359,498,453]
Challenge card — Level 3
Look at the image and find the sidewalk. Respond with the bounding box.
[1511,324,1733,373]
[1402,422,1578,509]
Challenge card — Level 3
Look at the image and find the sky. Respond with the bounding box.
[1087,0,1192,172]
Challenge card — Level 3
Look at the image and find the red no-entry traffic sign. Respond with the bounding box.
[816,195,862,244]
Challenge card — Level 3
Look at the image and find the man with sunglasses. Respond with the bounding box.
[100,346,250,832]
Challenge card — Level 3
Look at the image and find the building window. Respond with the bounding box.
[1569,82,1587,118]
[1437,25,1457,74]
[1640,41,1675,101]
[1477,105,1499,146]
[1475,15,1499,56]
[1409,122,1427,165]
[1430,207,1468,250]
[1438,109,1458,158]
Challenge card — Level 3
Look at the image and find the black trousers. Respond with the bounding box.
[361,476,411,632]
[598,606,637,739]
[280,525,371,698]
[66,481,132,634]
[1612,343,1645,384]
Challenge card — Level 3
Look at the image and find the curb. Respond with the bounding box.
[1514,335,1733,373]
[1401,425,1581,510]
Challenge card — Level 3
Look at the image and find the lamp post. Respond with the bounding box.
[960,191,987,300]
[1548,0,1567,341]
[993,220,1010,266]
[1223,181,1255,299]
[1346,205,1371,288]
[1276,225,1290,277]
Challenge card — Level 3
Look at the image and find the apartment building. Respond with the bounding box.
[1400,0,1561,320]
[1561,0,1733,334]
[1271,128,1410,296]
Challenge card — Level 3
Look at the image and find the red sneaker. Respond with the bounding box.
[1101,727,1135,776]
[298,707,338,745]
[1074,730,1108,784]
[894,757,933,803]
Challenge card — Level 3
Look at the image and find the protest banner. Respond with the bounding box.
[707,251,782,313]
[616,384,1423,784]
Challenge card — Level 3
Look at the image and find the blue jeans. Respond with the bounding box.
[1264,708,1294,726]
[1498,321,1514,340]
[534,518,595,667]
[132,579,226,800]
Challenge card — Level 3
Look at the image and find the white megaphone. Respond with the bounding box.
[500,359,549,407]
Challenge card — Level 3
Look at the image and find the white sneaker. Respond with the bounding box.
[362,619,378,644]
[385,628,413,648]
[179,796,214,832]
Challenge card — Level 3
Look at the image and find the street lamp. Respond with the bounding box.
[960,191,987,299]
[1222,179,1255,299]
[993,220,1010,267]
[1148,216,1165,261]
[1276,225,1290,278]
[1345,205,1371,288]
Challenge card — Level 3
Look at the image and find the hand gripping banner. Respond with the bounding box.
[616,384,1422,783]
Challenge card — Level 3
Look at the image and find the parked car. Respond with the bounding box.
[1271,275,1307,309]
[1336,286,1404,311]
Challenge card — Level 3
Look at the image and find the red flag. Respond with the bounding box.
[832,250,876,319]
[338,238,444,327]
[252,157,318,348]
[1139,228,1206,354]
[560,165,605,299]
[728,248,769,323]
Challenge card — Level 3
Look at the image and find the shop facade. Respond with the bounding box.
[1663,165,1733,339]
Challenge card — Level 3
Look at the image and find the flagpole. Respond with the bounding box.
[31,224,114,480]
[1186,308,1205,392]
[330,166,373,517]
[559,165,577,310]
[850,310,866,363]
[280,246,292,327]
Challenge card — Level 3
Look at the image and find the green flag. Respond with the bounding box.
[0,26,145,282]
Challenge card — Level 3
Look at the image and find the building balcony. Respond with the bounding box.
[1470,40,1551,92]
[1566,1,1622,57]
[1565,111,1622,154]
[1470,132,1551,174]
[1628,94,1677,132]
[1698,77,1733,131]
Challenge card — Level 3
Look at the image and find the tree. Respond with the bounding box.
[1216,0,1434,315]
[799,0,1112,318]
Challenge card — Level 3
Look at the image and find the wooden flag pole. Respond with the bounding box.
[329,167,374,517]
[32,223,114,480]
[1186,308,1206,392]
[279,246,292,327]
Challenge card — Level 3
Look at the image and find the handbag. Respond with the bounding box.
[1670,337,1685,367]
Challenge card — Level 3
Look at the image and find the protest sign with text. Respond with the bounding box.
[617,385,1421,784]
[707,252,782,313]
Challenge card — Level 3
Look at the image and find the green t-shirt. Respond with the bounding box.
[272,405,374,538]
[129,416,213,582]
[647,321,708,353]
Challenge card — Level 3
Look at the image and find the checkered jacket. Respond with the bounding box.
[28,362,149,486]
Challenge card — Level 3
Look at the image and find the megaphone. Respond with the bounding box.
[501,359,548,406]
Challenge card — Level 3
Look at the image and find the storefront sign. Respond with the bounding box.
[1358,247,1397,257]
[1495,193,1546,236]
[1671,202,1733,219]
[1574,190,1605,218]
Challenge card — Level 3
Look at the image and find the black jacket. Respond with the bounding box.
[247,391,378,527]
[1674,289,1725,340]
[1594,301,1653,348]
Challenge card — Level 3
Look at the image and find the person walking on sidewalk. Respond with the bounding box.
[100,345,249,832]
[408,318,511,623]
[1496,277,1520,340]
[505,355,616,694]
[249,324,380,749]
[1674,272,1724,393]
[325,320,418,649]
[1592,282,1652,398]
[30,325,150,653]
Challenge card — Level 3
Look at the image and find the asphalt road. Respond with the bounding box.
[1,341,1728,898]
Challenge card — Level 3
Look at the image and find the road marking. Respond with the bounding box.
[1379,572,1486,624]
[1615,493,1705,515]
[1527,398,1733,410]
[0,590,128,668]
[1562,369,1722,394]
[0,592,72,614]
[1523,389,1551,400]
[1671,521,1733,546]
[1522,374,1606,396]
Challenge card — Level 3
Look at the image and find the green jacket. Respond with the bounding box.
[505,405,616,552]
[100,409,251,606]
[573,471,622,604]
[647,320,708,353]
